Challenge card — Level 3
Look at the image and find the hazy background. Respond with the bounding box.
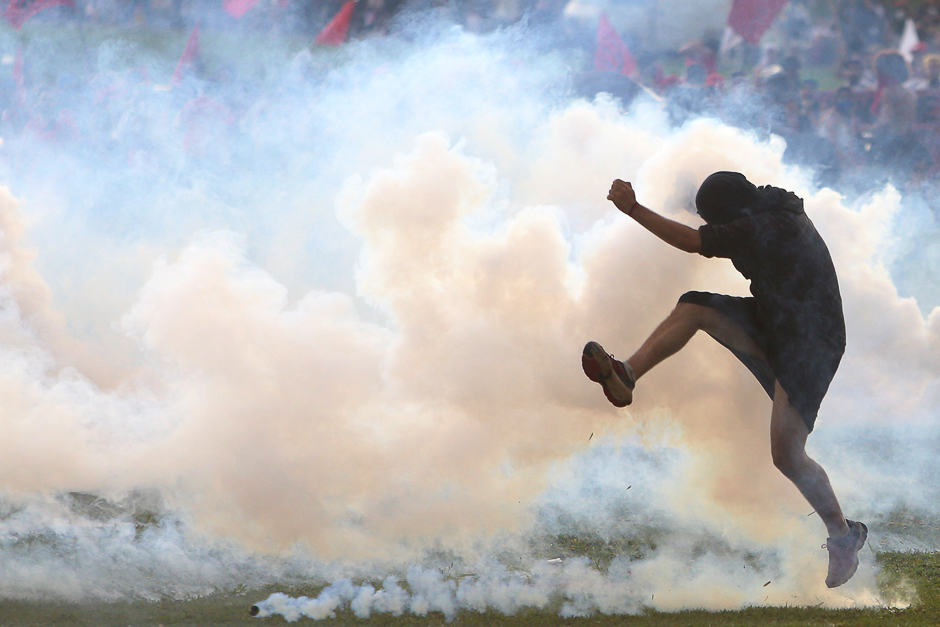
[0,2,937,618]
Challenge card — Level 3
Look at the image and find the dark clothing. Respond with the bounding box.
[868,132,933,177]
[678,291,777,398]
[687,187,845,432]
[695,171,759,225]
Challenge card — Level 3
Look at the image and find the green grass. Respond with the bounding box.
[0,552,937,626]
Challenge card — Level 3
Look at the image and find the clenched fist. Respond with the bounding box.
[608,179,637,214]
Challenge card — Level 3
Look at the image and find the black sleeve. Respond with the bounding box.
[698,216,756,259]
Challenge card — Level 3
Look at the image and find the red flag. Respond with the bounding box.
[728,0,788,46]
[3,0,75,31]
[222,0,258,19]
[172,25,200,85]
[594,13,636,77]
[315,0,355,46]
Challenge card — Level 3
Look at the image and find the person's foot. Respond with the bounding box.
[582,341,635,407]
[825,519,868,588]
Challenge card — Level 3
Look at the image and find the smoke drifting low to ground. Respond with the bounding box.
[0,16,938,617]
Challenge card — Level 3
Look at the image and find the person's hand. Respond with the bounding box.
[607,179,637,214]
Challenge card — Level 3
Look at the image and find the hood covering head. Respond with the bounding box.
[695,171,760,224]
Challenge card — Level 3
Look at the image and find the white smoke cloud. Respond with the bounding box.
[0,17,935,617]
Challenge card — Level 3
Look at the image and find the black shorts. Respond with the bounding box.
[678,290,839,433]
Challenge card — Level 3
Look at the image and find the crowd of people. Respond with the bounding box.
[597,0,940,205]
[650,40,939,199]
[3,0,940,217]
[654,46,940,195]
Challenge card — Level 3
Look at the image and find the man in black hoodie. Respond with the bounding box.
[582,172,866,588]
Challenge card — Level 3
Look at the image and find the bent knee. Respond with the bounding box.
[771,444,806,479]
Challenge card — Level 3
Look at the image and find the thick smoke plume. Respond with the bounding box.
[0,15,937,616]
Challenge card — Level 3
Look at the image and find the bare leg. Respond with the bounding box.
[770,383,849,538]
[626,302,767,379]
[623,302,849,537]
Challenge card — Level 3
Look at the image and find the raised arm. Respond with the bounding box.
[607,179,702,254]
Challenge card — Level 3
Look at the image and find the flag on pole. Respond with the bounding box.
[727,0,788,46]
[594,12,636,77]
[3,0,75,31]
[222,0,258,19]
[315,0,355,46]
[171,25,200,85]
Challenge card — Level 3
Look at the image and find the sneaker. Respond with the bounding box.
[582,341,636,407]
[825,519,868,588]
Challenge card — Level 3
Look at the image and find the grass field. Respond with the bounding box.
[0,551,935,626]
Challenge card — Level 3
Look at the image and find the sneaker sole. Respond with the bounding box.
[582,342,634,407]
